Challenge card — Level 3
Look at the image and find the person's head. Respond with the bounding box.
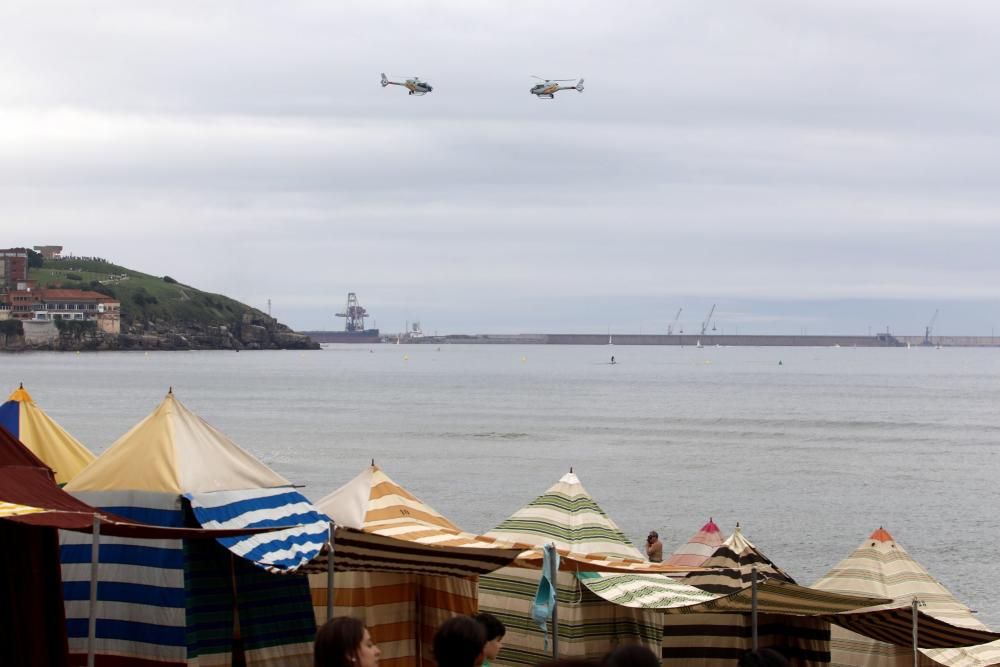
[603,644,660,667]
[314,617,381,667]
[647,531,658,544]
[473,612,506,662]
[737,648,789,667]
[433,615,487,667]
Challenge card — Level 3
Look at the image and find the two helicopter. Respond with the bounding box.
[380,73,584,99]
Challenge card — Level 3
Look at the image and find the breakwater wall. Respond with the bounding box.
[410,334,902,347]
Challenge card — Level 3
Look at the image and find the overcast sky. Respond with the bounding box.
[3,1,1000,335]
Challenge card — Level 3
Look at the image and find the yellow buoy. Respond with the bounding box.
[403,354,409,361]
[521,356,527,363]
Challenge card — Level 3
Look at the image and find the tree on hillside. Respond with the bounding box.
[26,249,43,268]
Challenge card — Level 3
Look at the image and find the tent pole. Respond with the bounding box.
[751,566,758,651]
[549,543,559,659]
[912,598,919,666]
[326,521,336,622]
[87,513,100,667]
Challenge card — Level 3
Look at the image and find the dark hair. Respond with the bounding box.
[473,612,506,641]
[738,648,790,667]
[314,616,365,667]
[433,615,487,667]
[603,644,660,667]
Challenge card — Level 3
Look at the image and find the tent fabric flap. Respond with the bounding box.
[304,526,523,576]
[824,607,1000,649]
[186,487,330,573]
[578,571,727,609]
[667,580,890,616]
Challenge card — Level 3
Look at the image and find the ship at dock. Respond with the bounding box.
[312,292,380,343]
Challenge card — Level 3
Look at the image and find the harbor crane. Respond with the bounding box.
[667,308,683,335]
[700,304,717,336]
[923,309,939,346]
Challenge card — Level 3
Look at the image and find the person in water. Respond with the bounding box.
[611,355,616,364]
[645,531,663,563]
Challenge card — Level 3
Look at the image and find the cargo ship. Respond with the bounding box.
[306,292,380,343]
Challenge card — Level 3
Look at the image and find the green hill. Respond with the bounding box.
[26,258,316,350]
[33,258,252,325]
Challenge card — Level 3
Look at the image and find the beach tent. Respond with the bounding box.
[61,390,329,667]
[308,464,524,667]
[661,525,834,665]
[678,523,796,593]
[581,523,891,666]
[665,518,726,568]
[0,424,293,667]
[0,384,95,484]
[813,527,1000,667]
[478,471,700,665]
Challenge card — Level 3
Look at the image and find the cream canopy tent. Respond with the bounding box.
[309,464,524,667]
[0,384,95,484]
[665,517,726,568]
[62,390,327,667]
[813,527,1000,667]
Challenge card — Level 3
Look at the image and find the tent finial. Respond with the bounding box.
[168,386,173,395]
[371,458,375,467]
[19,382,23,389]
[569,466,573,473]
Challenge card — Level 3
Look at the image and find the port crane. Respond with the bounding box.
[923,309,939,346]
[336,292,369,332]
[700,304,717,336]
[667,308,683,335]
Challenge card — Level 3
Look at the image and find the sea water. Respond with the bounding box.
[3,344,998,626]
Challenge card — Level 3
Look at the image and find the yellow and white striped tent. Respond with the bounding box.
[309,465,523,667]
[0,385,95,484]
[813,527,1000,667]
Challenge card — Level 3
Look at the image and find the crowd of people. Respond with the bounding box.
[313,614,790,667]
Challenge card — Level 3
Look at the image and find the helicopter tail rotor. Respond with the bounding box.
[576,78,585,92]
[380,73,389,87]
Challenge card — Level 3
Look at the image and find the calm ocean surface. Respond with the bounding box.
[3,344,998,626]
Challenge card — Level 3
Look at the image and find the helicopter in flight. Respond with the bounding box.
[529,76,584,99]
[381,73,433,96]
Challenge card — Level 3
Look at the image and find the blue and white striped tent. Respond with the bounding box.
[62,390,328,667]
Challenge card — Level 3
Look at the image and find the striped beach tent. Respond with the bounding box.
[813,527,1000,667]
[478,471,671,665]
[0,384,95,484]
[657,525,854,667]
[62,390,326,667]
[308,464,523,667]
[679,523,796,593]
[665,518,726,568]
